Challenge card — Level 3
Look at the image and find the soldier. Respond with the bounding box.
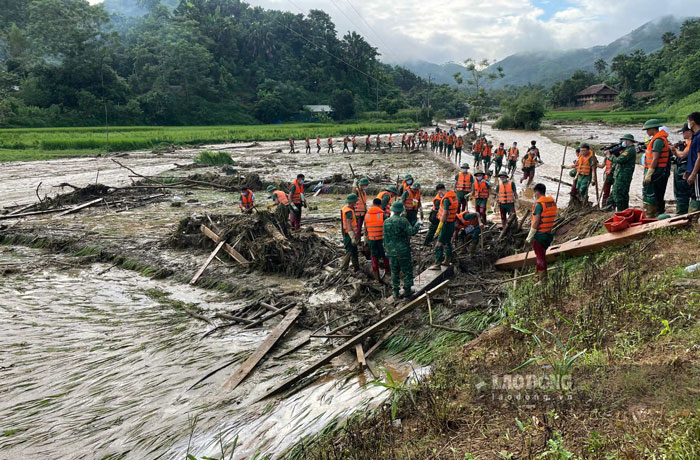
[287,174,306,231]
[482,141,493,173]
[343,135,350,152]
[327,136,335,154]
[610,134,637,211]
[365,134,371,152]
[316,135,321,153]
[496,171,518,226]
[431,184,459,269]
[454,163,473,213]
[671,124,692,215]
[521,142,539,186]
[353,177,370,237]
[526,183,557,281]
[402,182,422,226]
[472,170,490,224]
[454,210,483,250]
[375,133,382,151]
[507,142,519,176]
[365,198,391,281]
[493,142,506,176]
[340,193,361,272]
[267,185,291,222]
[424,184,443,246]
[352,135,358,153]
[641,119,671,217]
[383,201,421,298]
[288,137,295,153]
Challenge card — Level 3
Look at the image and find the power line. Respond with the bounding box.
[342,0,403,63]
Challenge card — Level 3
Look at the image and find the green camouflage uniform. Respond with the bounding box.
[434,195,455,264]
[401,190,419,225]
[383,214,420,297]
[642,137,671,214]
[424,197,440,245]
[674,155,691,215]
[612,144,636,211]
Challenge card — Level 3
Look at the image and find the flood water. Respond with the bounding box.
[0,245,396,459]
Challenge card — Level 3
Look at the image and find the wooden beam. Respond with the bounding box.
[200,224,249,265]
[256,279,451,401]
[494,213,698,271]
[355,344,366,369]
[0,208,68,220]
[273,337,311,360]
[189,240,226,285]
[224,308,301,391]
[54,198,104,217]
[411,264,453,298]
[243,302,297,330]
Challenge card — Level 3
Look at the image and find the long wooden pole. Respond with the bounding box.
[554,143,569,206]
[593,155,600,208]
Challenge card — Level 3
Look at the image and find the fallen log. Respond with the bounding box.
[200,224,249,265]
[494,212,699,270]
[243,302,297,330]
[224,307,301,391]
[0,208,68,220]
[257,279,450,401]
[54,198,104,217]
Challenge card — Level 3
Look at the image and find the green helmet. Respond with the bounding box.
[385,185,398,195]
[460,163,470,169]
[620,134,635,142]
[569,168,577,178]
[345,193,359,203]
[404,174,413,180]
[266,185,276,193]
[358,177,370,186]
[390,201,404,213]
[412,182,421,190]
[487,141,493,145]
[643,119,663,130]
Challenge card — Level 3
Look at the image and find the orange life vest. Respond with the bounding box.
[354,186,368,216]
[305,138,310,146]
[645,130,670,169]
[404,187,421,211]
[498,181,515,204]
[456,211,478,230]
[495,147,505,158]
[524,150,537,168]
[377,190,393,212]
[482,145,492,158]
[388,135,393,142]
[364,205,385,241]
[328,137,333,145]
[456,137,463,148]
[272,190,289,206]
[289,179,304,204]
[437,190,458,222]
[446,135,454,145]
[604,157,613,175]
[474,140,483,153]
[240,190,254,209]
[431,193,441,211]
[474,179,489,200]
[508,147,519,161]
[455,171,473,193]
[366,136,371,144]
[576,151,594,176]
[341,205,357,234]
[352,136,357,145]
[532,195,556,233]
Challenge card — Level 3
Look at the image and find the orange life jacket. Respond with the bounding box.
[431,193,441,211]
[273,190,289,206]
[354,186,368,216]
[388,135,393,142]
[455,171,473,192]
[495,147,505,158]
[508,147,519,160]
[524,150,537,168]
[377,190,393,213]
[352,136,357,145]
[446,135,454,145]
[498,181,515,204]
[305,138,310,146]
[474,140,483,153]
[328,137,333,145]
[289,179,304,204]
[240,190,254,209]
[404,187,421,210]
[366,136,371,144]
[438,190,458,222]
[316,137,320,145]
[645,130,670,169]
[364,205,385,240]
[604,157,613,175]
[456,137,463,148]
[341,205,357,234]
[533,195,556,233]
[474,179,489,200]
[576,151,594,176]
[456,211,478,230]
[482,145,492,158]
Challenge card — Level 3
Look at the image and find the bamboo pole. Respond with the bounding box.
[554,143,569,206]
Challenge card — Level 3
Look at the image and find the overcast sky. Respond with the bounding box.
[92,0,700,64]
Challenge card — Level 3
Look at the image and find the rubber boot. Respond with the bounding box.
[643,203,657,219]
[351,255,361,272]
[371,256,381,281]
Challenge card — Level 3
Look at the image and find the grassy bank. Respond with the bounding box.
[544,109,670,124]
[0,122,418,162]
[301,227,700,459]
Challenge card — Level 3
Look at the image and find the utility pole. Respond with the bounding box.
[427,74,432,126]
[376,79,379,122]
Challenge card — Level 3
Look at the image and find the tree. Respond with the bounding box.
[661,31,676,45]
[494,91,545,130]
[254,92,284,123]
[330,89,355,120]
[594,58,607,76]
[453,58,504,124]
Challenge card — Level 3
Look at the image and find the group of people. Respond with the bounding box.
[286,131,435,155]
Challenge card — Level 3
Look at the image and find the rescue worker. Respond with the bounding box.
[401,133,407,152]
[383,201,421,299]
[507,142,519,176]
[599,146,615,209]
[438,132,444,154]
[521,143,539,186]
[455,135,464,164]
[327,136,335,154]
[267,185,291,222]
[343,136,350,152]
[494,142,506,176]
[455,163,474,213]
[642,119,671,217]
[482,141,493,173]
[472,170,490,224]
[316,135,321,153]
[378,186,398,216]
[287,173,306,231]
[340,194,361,272]
[352,135,357,153]
[402,182,422,225]
[684,112,700,212]
[388,134,393,150]
[365,134,371,152]
[238,187,256,213]
[671,124,692,215]
[496,171,517,227]
[454,210,483,250]
[399,173,414,197]
[424,184,443,246]
[289,137,295,153]
[305,137,311,154]
[353,177,370,239]
[526,183,557,281]
[473,136,485,168]
[375,133,382,151]
[431,184,459,269]
[611,134,637,211]
[446,133,454,157]
[564,143,595,203]
[364,198,392,281]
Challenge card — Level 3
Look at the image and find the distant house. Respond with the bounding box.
[575,84,619,105]
[303,105,333,114]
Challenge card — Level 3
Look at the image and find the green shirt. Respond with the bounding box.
[612,144,636,177]
[383,215,419,257]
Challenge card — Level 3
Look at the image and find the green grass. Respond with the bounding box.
[544,109,669,124]
[194,150,235,166]
[0,122,418,162]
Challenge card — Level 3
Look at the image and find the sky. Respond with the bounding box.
[91,0,700,64]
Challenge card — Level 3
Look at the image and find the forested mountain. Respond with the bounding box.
[0,0,461,127]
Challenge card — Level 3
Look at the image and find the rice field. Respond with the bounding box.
[0,122,418,162]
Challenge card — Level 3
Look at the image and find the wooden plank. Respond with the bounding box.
[189,240,226,285]
[494,213,698,270]
[224,308,301,391]
[412,264,453,297]
[54,198,104,217]
[243,302,297,330]
[200,224,249,265]
[355,344,366,369]
[273,337,311,359]
[256,279,451,401]
[0,208,68,220]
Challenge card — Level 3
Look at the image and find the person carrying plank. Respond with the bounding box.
[365,198,391,282]
[267,185,291,222]
[287,174,306,231]
[383,201,421,299]
[340,194,361,272]
[430,185,459,269]
[455,163,473,213]
[526,183,557,282]
[238,188,256,213]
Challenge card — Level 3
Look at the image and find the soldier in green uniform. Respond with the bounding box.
[671,124,692,215]
[642,119,671,217]
[611,134,637,211]
[423,184,443,246]
[340,193,361,271]
[383,201,421,298]
[431,187,458,268]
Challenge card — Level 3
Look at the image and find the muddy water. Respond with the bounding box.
[0,245,403,459]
